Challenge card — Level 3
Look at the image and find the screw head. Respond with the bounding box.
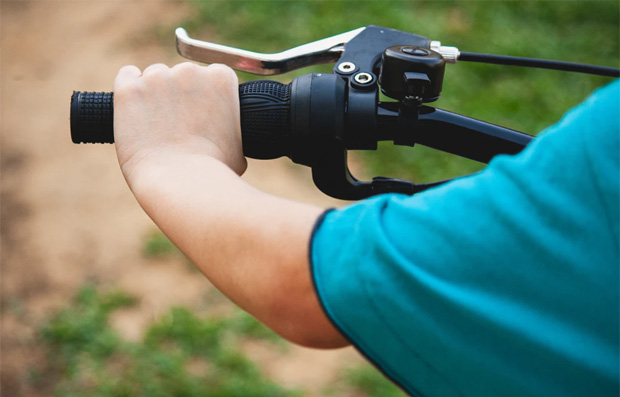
[401,47,429,56]
[337,62,356,74]
[353,72,374,85]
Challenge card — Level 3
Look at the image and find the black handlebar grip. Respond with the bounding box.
[71,81,292,159]
[71,91,114,143]
[238,80,291,160]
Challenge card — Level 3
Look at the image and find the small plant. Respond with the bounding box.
[344,363,407,397]
[143,230,179,258]
[228,311,282,344]
[39,285,300,396]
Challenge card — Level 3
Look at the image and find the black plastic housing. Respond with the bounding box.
[379,45,445,102]
[289,73,346,167]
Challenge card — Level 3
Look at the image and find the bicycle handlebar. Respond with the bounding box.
[71,80,293,160]
[71,72,534,199]
[71,25,620,199]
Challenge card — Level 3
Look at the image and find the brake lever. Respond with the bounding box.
[175,25,470,200]
[175,27,366,75]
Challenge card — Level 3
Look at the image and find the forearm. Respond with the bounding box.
[126,146,344,346]
[113,62,348,347]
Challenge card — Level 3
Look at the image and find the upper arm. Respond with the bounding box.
[230,192,350,348]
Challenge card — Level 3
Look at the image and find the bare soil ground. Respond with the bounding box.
[1,1,359,395]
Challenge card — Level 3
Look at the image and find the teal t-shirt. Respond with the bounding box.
[311,80,619,396]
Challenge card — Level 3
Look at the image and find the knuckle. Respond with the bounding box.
[143,64,169,79]
[116,81,143,101]
[177,61,198,70]
[119,65,138,75]
[171,62,202,90]
[172,62,199,76]
[207,64,238,84]
[114,65,141,91]
[145,62,167,69]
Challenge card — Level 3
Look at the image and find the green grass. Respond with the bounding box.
[322,362,408,396]
[143,230,179,258]
[36,285,418,396]
[37,286,300,396]
[344,364,407,396]
[183,0,618,182]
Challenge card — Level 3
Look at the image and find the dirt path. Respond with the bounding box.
[1,1,356,395]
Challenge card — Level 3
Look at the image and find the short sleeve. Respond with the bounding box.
[311,81,619,397]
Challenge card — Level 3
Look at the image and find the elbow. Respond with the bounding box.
[278,320,350,349]
[260,287,350,349]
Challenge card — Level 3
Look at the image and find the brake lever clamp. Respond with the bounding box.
[175,26,463,200]
[320,26,444,199]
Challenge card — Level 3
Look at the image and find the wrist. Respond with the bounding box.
[118,139,227,188]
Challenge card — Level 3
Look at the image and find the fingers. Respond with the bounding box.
[114,65,141,92]
[205,63,239,87]
[142,63,169,76]
[113,62,239,108]
[114,63,170,92]
[205,63,237,79]
[171,62,237,84]
[115,62,235,88]
[171,61,200,73]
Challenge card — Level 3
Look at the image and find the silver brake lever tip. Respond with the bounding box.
[175,26,366,76]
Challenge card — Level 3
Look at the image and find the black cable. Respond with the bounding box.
[459,52,620,77]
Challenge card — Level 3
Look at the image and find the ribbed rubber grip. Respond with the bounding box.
[71,81,292,159]
[239,80,291,159]
[71,91,114,143]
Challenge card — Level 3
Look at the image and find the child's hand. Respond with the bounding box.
[113,62,247,182]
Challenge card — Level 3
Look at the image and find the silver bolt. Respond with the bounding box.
[337,62,356,73]
[430,40,460,63]
[354,72,373,85]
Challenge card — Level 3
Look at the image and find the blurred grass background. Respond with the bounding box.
[31,227,404,396]
[33,2,618,396]
[183,0,619,182]
[37,286,300,396]
[36,257,404,396]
